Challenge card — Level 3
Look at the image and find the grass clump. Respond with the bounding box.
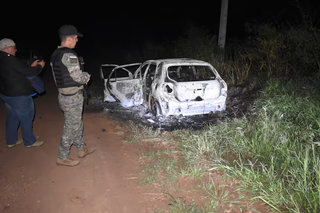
[170,78,320,212]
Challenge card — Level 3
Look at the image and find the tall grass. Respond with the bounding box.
[171,78,320,212]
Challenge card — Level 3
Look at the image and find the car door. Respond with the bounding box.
[100,64,119,102]
[142,63,158,109]
[107,63,143,107]
[135,62,156,105]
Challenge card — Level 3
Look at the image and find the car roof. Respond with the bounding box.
[144,58,212,65]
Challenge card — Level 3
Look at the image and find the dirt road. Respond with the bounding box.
[0,71,169,213]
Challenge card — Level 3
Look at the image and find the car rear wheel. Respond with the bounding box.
[150,99,161,117]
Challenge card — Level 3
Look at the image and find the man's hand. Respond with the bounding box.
[31,60,45,68]
[31,60,39,67]
[86,78,90,85]
[38,60,45,68]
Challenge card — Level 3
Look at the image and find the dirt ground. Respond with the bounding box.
[0,69,269,213]
[0,71,173,213]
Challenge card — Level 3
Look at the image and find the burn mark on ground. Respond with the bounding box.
[85,86,257,131]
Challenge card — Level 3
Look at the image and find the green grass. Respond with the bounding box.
[124,120,162,143]
[171,78,320,212]
[165,194,207,213]
[201,177,232,212]
[138,149,179,186]
[123,78,320,212]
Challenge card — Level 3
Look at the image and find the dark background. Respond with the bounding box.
[1,1,319,81]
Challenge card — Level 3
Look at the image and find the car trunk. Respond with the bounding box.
[173,80,222,102]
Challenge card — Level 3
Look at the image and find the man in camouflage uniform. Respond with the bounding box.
[50,25,95,167]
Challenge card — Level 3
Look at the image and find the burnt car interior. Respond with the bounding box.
[167,65,216,82]
[145,64,156,100]
[146,65,156,87]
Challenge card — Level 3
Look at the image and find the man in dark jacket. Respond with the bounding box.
[50,25,95,167]
[0,38,45,148]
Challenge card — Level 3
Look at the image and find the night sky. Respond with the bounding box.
[1,1,319,78]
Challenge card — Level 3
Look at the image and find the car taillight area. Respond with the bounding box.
[164,84,173,93]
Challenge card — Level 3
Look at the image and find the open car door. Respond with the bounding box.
[106,63,143,107]
[100,64,119,102]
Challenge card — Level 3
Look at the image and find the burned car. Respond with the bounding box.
[100,58,227,117]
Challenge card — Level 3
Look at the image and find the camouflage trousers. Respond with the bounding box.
[57,92,85,160]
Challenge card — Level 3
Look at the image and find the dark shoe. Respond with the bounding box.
[56,158,80,167]
[78,145,95,158]
[7,140,23,148]
[25,141,44,148]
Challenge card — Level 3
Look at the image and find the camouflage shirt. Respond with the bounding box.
[56,46,90,95]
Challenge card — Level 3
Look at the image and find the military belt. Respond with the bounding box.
[60,89,83,96]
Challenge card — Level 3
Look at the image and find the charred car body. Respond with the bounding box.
[100,58,227,117]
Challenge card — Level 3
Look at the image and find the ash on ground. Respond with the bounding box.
[85,86,257,131]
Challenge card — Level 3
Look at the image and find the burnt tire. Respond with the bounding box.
[151,100,161,117]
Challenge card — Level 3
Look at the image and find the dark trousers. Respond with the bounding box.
[0,94,36,146]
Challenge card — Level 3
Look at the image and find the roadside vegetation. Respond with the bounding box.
[124,77,320,212]
[119,2,320,213]
[86,1,320,212]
